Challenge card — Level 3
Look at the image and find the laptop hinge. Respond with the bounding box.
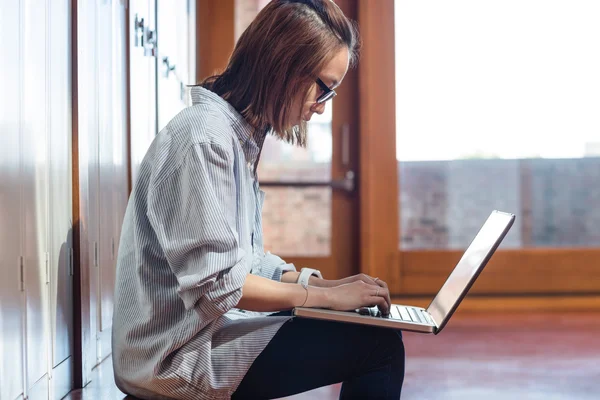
[425,309,440,331]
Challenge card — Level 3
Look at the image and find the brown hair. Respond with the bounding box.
[200,0,360,146]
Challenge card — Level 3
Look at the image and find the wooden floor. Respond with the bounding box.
[65,312,600,399]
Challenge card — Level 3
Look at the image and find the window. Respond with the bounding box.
[395,0,600,249]
[236,0,334,256]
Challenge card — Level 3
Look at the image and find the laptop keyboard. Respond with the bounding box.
[393,305,433,325]
[357,306,434,325]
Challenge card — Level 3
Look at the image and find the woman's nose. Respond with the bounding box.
[312,102,326,115]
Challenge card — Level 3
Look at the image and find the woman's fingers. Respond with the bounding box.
[374,278,388,289]
[357,273,378,286]
[367,295,389,315]
[362,283,391,315]
[374,278,392,309]
[369,279,391,313]
[378,282,392,313]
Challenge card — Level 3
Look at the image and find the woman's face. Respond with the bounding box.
[296,46,350,124]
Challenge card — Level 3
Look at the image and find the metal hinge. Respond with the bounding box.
[19,256,24,292]
[111,237,115,260]
[94,241,99,267]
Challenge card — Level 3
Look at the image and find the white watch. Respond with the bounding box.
[297,268,322,288]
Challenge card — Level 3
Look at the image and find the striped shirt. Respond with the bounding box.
[112,86,296,399]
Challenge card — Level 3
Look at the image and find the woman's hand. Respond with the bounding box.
[325,280,390,315]
[322,274,391,314]
[282,271,392,314]
[325,273,382,287]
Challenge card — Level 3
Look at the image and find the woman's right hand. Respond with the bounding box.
[326,280,390,315]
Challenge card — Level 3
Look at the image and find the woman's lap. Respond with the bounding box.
[232,313,405,399]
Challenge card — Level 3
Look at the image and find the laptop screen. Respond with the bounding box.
[426,211,515,332]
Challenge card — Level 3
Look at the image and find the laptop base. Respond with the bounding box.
[293,305,437,334]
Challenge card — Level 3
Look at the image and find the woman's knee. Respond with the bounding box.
[350,326,405,381]
[345,323,404,348]
[376,327,405,359]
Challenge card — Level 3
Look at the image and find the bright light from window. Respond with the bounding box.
[395,0,600,161]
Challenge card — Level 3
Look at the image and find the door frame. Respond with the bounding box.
[196,0,361,281]
[268,0,360,281]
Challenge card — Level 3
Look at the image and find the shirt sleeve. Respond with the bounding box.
[252,252,297,282]
[147,141,247,320]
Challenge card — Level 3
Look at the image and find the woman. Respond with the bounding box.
[112,1,405,399]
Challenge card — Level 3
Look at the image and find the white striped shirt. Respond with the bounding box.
[112,86,296,399]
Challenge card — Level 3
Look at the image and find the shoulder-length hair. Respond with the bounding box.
[200,0,360,146]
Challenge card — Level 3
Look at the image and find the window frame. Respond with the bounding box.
[358,0,600,299]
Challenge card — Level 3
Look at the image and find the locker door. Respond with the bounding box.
[157,0,193,130]
[130,0,158,184]
[48,0,74,397]
[0,0,26,397]
[22,0,51,398]
[76,0,101,379]
[111,0,130,285]
[93,0,129,363]
[97,0,116,362]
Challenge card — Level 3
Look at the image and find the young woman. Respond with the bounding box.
[112,1,405,399]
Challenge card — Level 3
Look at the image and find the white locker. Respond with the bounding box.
[22,0,51,397]
[76,0,101,380]
[0,0,26,397]
[1,0,75,398]
[48,0,74,398]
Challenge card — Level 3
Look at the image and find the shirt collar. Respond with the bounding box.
[190,86,265,164]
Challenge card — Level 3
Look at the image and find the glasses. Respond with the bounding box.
[315,77,337,104]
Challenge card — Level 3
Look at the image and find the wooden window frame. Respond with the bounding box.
[357,1,600,303]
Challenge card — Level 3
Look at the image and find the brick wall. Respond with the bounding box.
[260,158,600,255]
[400,157,600,249]
[526,158,600,247]
[261,186,331,256]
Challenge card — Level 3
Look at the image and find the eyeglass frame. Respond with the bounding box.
[315,77,337,104]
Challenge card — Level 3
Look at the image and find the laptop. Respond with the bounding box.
[292,210,515,335]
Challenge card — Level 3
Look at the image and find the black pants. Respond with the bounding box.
[232,312,405,399]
